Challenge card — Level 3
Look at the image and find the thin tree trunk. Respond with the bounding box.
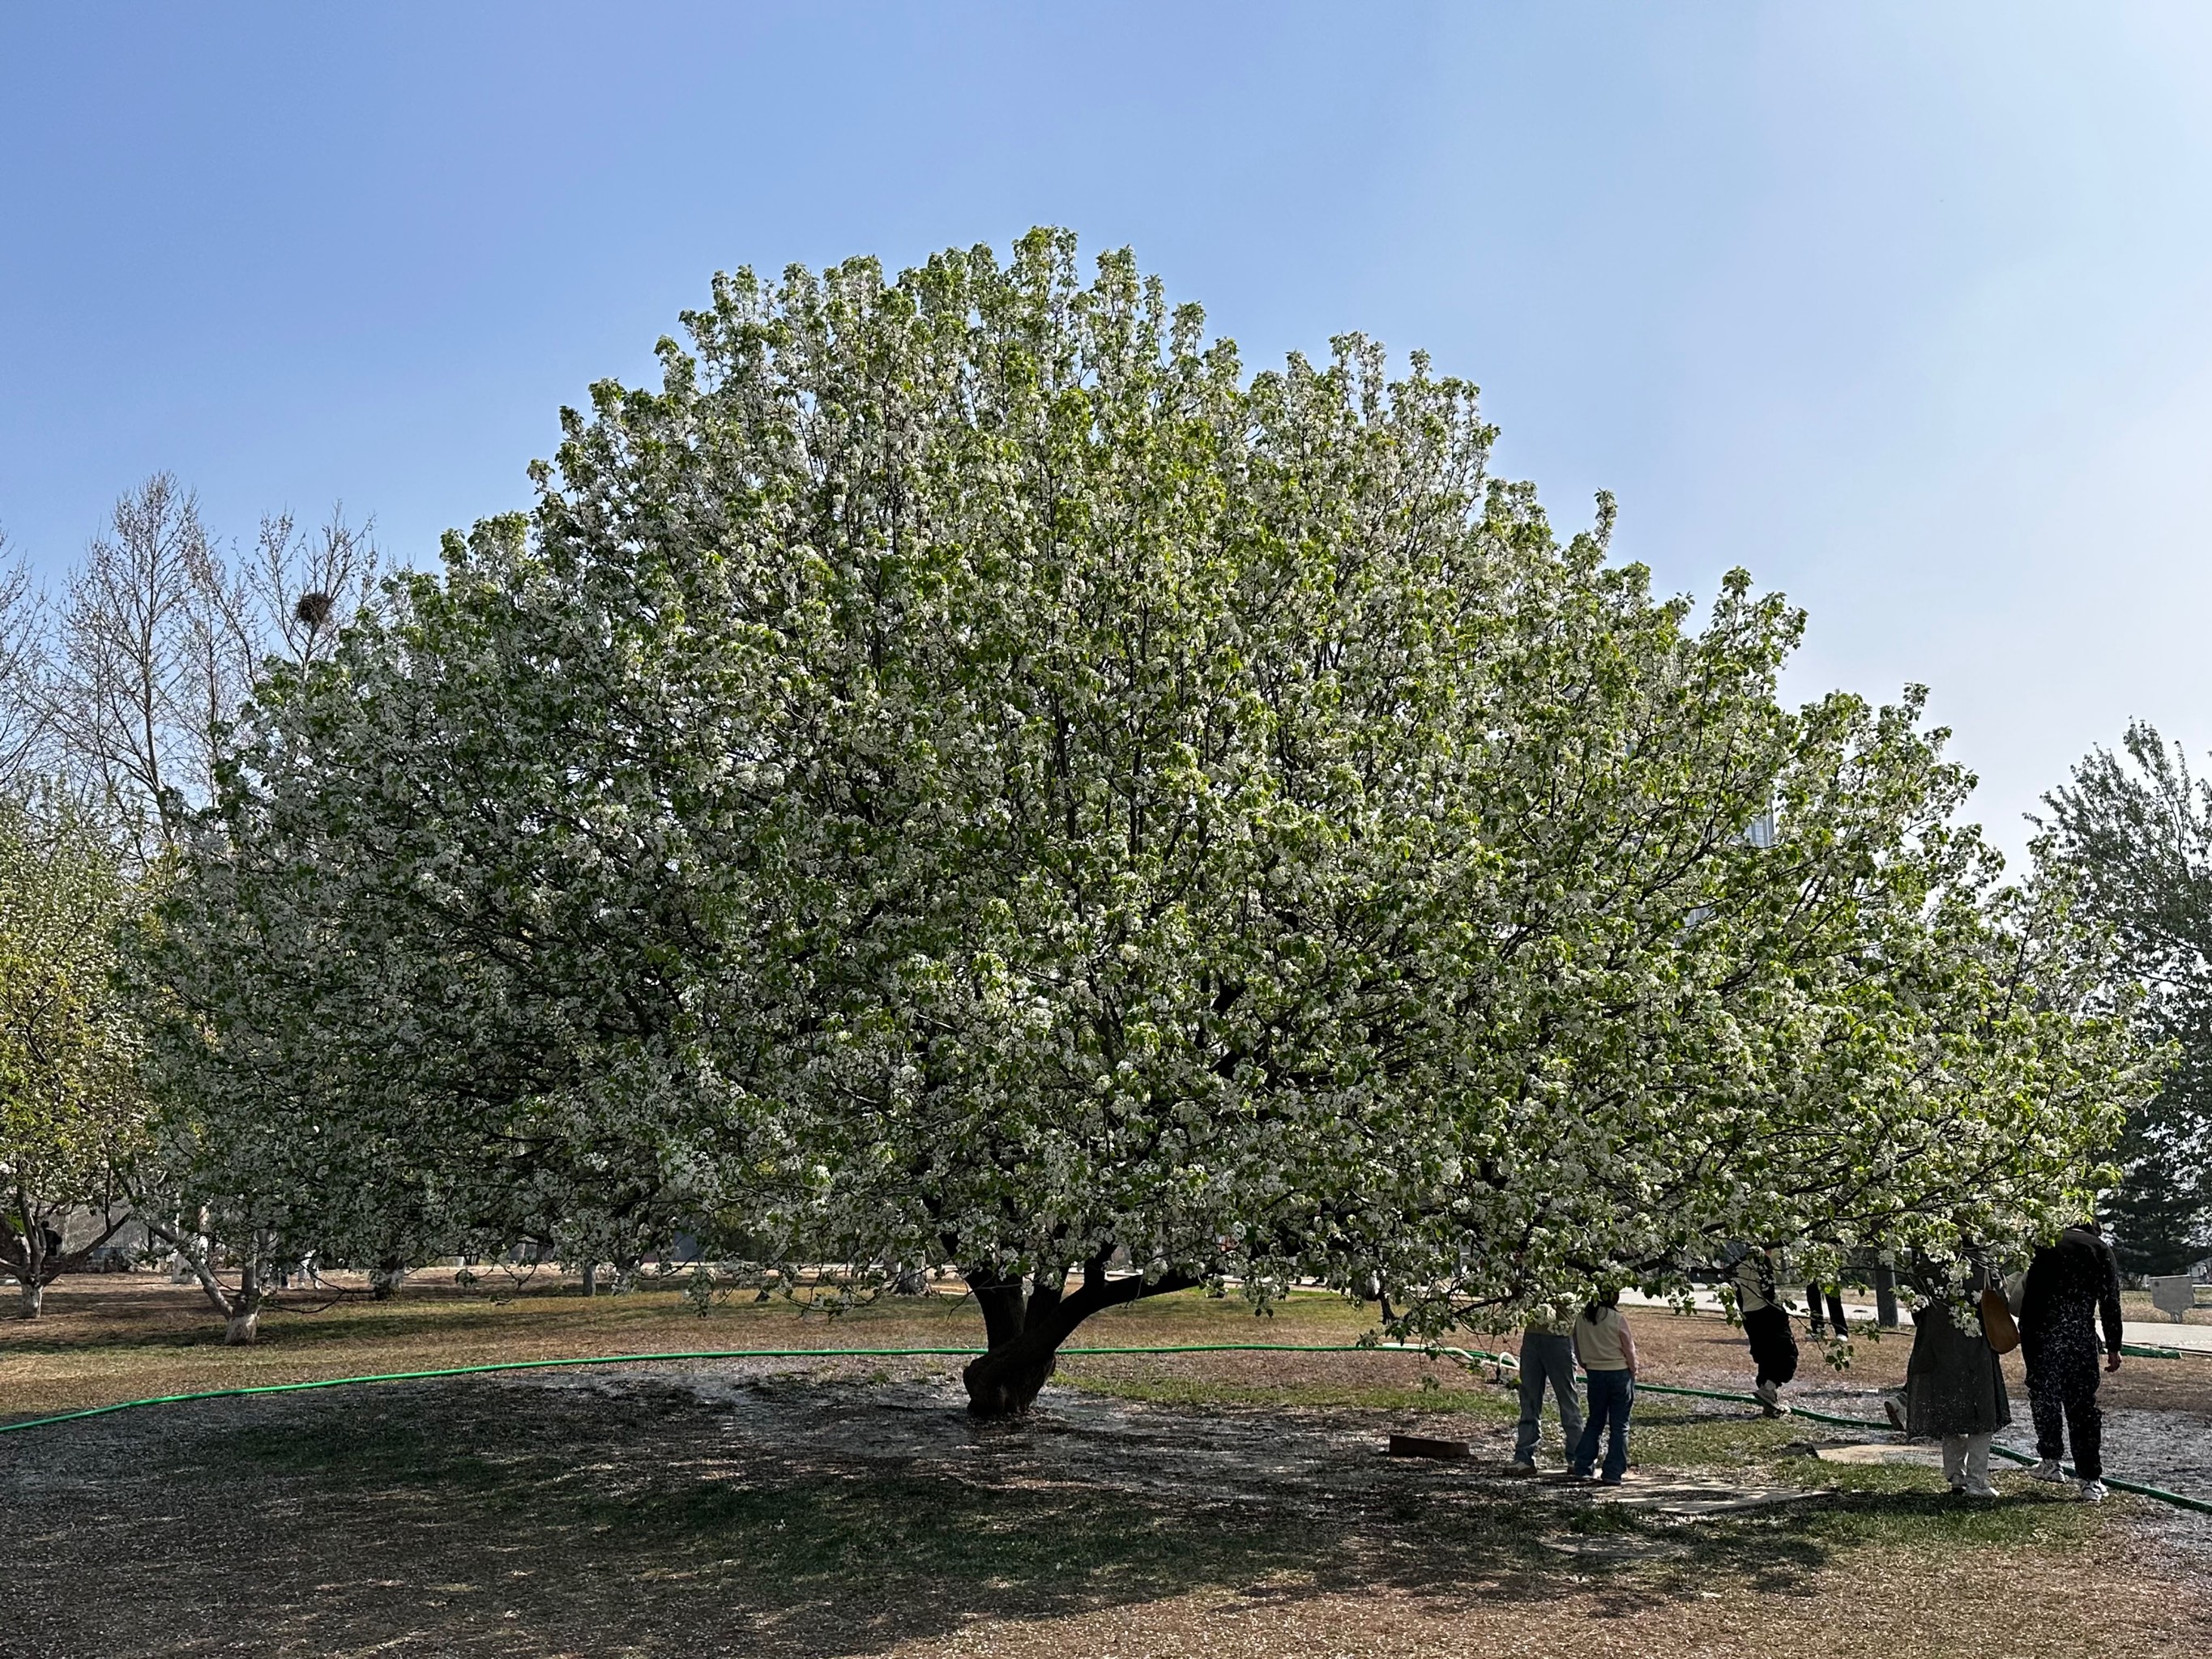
[581,1261,599,1297]
[225,1257,262,1345]
[139,1213,252,1337]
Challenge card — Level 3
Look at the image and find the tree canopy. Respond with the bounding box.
[150,231,2155,1403]
[2036,721,2212,1273]
[0,800,143,1315]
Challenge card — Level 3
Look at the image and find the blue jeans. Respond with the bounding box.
[1513,1331,1585,1463]
[1571,1368,1633,1481]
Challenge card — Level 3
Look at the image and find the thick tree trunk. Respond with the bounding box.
[580,1262,600,1297]
[963,1328,1064,1418]
[224,1309,260,1345]
[19,1277,42,1318]
[960,1262,1196,1419]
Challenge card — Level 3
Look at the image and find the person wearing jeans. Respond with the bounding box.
[1569,1290,1638,1484]
[1511,1312,1584,1471]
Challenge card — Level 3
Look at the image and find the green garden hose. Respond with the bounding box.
[4,1337,2206,1517]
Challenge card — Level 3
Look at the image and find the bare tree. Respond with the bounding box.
[49,477,381,862]
[0,531,53,795]
[246,505,380,673]
[49,476,225,859]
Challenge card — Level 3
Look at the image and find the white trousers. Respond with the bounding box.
[1942,1431,1994,1492]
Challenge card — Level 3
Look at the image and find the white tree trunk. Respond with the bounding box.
[225,1252,264,1344]
[19,1277,42,1318]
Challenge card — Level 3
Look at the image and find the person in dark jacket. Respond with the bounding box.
[1904,1287,2012,1498]
[2018,1221,2124,1502]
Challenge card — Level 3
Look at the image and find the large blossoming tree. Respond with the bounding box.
[152,231,2154,1404]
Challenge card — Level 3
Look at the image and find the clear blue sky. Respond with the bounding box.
[6,3,2210,862]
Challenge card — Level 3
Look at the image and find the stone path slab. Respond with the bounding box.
[1573,1471,1830,1519]
[1807,1439,1946,1467]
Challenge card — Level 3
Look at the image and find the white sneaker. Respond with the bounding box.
[2079,1479,2108,1503]
[1883,1393,1907,1432]
[1962,1479,1998,1499]
[2026,1459,2066,1483]
[1753,1379,1779,1406]
[1508,1458,1536,1474]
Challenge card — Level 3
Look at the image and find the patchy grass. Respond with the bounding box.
[1778,1460,2110,1550]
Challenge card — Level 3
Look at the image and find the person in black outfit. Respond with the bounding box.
[1732,1246,1798,1413]
[2018,1220,2124,1501]
[1805,1282,1851,1340]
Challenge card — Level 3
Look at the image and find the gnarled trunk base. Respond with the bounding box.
[224,1310,260,1345]
[962,1336,1060,1418]
[959,1263,1198,1420]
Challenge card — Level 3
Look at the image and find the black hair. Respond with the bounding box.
[1582,1287,1621,1324]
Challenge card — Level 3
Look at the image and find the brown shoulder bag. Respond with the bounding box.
[1979,1286,2021,1354]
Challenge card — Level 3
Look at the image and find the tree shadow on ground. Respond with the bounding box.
[0,1372,2080,1658]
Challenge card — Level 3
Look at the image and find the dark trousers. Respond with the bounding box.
[1744,1304,1798,1386]
[2026,1341,2103,1482]
[1806,1284,1849,1337]
[1572,1368,1633,1481]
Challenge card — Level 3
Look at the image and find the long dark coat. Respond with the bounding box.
[1904,1300,2013,1437]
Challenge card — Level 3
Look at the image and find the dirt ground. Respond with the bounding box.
[4,1364,2210,1659]
[4,1276,2210,1657]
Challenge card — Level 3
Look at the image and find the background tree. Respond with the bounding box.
[0,800,144,1316]
[138,516,768,1321]
[2035,721,2212,1273]
[0,534,55,794]
[47,475,378,864]
[0,484,382,1336]
[49,474,228,859]
[21,480,385,1335]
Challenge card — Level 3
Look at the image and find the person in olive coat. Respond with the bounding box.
[1904,1290,2012,1498]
